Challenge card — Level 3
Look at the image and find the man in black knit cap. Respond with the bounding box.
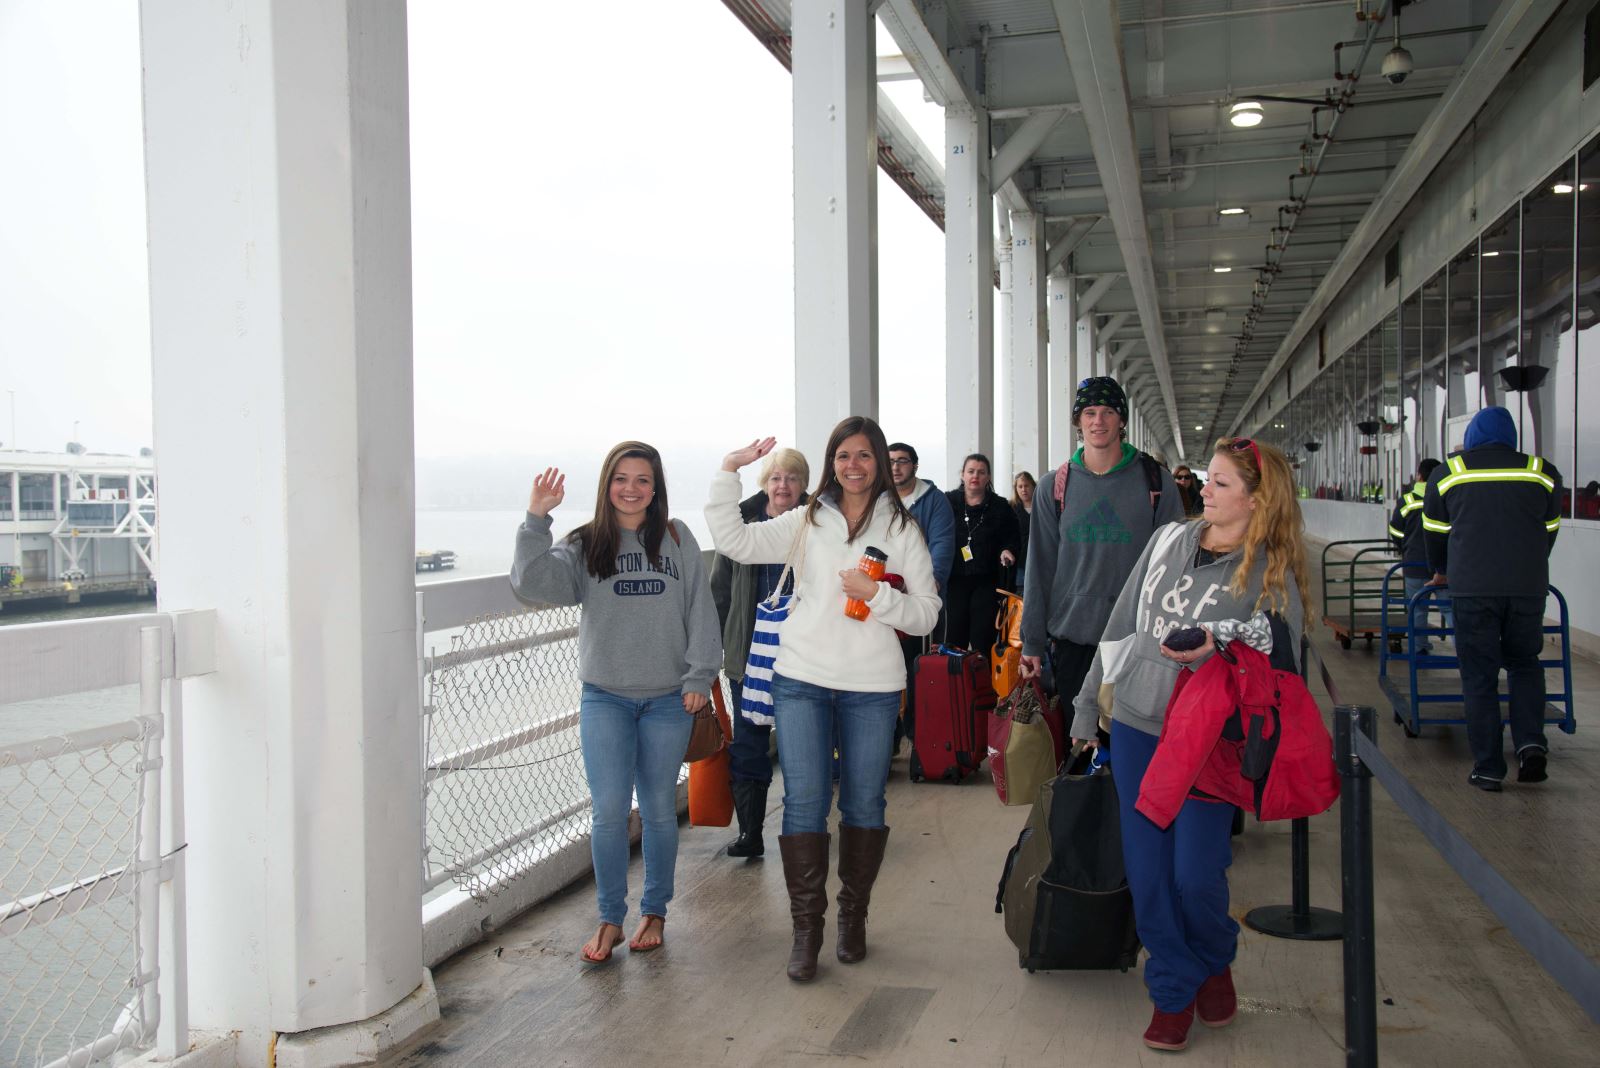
[1020,376,1184,726]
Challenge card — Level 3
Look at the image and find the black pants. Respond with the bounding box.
[946,572,1001,655]
[1049,637,1099,709]
[726,678,773,785]
[1452,595,1548,780]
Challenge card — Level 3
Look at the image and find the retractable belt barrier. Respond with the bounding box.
[1335,704,1600,1066]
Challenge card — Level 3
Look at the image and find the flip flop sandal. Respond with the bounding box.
[628,914,665,952]
[580,923,623,964]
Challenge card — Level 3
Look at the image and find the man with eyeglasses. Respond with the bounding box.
[889,443,954,750]
[1020,377,1184,735]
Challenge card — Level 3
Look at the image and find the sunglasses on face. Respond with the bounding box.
[1175,475,1194,481]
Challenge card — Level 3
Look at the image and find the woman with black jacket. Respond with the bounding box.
[944,453,1021,656]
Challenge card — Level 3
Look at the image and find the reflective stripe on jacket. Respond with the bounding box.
[1421,445,1562,598]
[1387,480,1428,571]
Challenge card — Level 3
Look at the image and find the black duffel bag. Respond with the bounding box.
[996,759,1140,973]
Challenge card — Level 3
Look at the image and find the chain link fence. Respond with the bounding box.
[1,717,161,1068]
[423,605,593,899]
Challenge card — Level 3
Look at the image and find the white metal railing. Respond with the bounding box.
[415,573,695,965]
[0,611,213,1068]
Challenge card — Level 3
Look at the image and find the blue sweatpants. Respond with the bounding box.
[1111,720,1239,1012]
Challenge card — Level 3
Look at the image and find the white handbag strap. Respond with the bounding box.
[762,518,808,610]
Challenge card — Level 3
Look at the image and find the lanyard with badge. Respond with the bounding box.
[961,499,987,562]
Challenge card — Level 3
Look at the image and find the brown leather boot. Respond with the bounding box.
[835,824,889,964]
[778,832,830,982]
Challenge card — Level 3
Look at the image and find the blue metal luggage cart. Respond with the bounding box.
[1377,563,1577,739]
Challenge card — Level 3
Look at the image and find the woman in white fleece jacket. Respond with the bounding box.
[707,416,940,984]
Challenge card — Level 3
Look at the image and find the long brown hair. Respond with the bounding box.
[1216,438,1316,630]
[568,440,672,579]
[804,416,914,543]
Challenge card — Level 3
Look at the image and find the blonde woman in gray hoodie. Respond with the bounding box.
[1072,438,1312,1053]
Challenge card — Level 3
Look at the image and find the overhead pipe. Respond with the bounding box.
[1034,147,1201,203]
[1203,1,1394,442]
[1333,24,1486,81]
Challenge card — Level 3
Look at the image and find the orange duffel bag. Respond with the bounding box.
[688,682,736,827]
[991,590,1025,700]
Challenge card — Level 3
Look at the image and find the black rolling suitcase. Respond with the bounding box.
[996,763,1140,973]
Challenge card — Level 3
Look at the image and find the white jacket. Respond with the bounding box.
[705,470,941,693]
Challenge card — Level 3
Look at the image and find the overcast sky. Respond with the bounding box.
[0,1,955,491]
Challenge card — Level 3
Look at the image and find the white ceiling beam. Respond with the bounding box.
[880,0,1033,218]
[1099,312,1132,342]
[1075,272,1121,318]
[1051,0,1185,458]
[1229,0,1566,434]
[1047,216,1099,272]
[876,54,917,81]
[990,109,1069,193]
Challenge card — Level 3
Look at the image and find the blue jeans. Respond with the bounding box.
[579,684,693,926]
[1403,572,1453,652]
[770,674,899,834]
[726,679,773,785]
[1111,720,1238,1013]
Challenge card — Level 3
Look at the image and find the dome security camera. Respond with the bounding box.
[1381,44,1413,84]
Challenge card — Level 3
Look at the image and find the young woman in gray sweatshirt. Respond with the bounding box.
[510,441,722,965]
[1071,438,1313,1053]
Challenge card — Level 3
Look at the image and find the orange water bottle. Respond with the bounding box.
[844,547,888,621]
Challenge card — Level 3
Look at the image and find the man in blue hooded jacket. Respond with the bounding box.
[1422,406,1563,791]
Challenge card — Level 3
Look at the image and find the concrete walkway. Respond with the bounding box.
[392,553,1597,1067]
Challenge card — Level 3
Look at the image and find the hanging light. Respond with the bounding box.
[1229,101,1264,128]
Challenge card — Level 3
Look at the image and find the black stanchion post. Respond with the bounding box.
[1337,705,1379,1066]
[1246,639,1343,940]
[1244,817,1343,940]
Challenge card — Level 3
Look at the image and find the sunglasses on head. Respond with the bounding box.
[1224,437,1263,470]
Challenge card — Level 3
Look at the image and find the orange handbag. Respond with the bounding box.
[688,683,736,827]
[991,590,1025,700]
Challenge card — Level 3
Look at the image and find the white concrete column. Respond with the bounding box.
[141,1,430,1059]
[1006,211,1048,479]
[945,104,993,486]
[1047,273,1075,468]
[995,212,1013,480]
[1076,312,1098,384]
[792,0,878,453]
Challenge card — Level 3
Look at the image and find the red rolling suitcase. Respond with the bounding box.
[910,645,996,783]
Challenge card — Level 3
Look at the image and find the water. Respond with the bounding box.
[0,510,619,1065]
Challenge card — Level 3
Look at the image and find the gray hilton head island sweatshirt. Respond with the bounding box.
[510,513,723,699]
[1068,519,1305,742]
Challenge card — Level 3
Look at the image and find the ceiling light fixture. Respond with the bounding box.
[1212,265,1233,274]
[1552,182,1589,194]
[1218,207,1247,216]
[1229,101,1264,128]
[1482,250,1500,258]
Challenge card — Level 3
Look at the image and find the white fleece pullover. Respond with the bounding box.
[705,470,941,693]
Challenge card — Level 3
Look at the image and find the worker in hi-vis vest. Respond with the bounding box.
[1422,406,1562,792]
[1388,457,1450,655]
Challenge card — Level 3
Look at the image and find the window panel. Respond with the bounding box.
[1446,243,1481,449]
[1479,206,1520,419]
[1519,157,1576,514]
[1420,269,1447,463]
[1577,135,1600,519]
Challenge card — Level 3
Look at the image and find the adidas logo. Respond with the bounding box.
[1066,498,1133,544]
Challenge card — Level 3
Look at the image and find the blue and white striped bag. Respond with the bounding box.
[739,526,807,727]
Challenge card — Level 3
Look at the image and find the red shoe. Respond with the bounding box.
[1196,967,1237,1027]
[1143,1002,1195,1051]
